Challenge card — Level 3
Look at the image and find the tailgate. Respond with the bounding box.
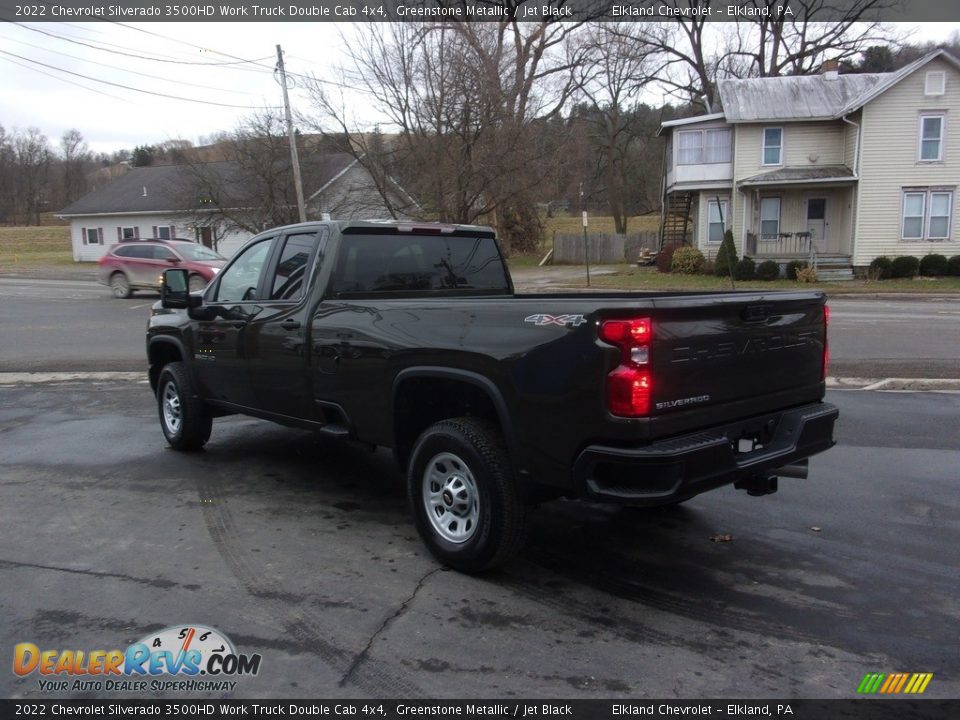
[648,291,827,420]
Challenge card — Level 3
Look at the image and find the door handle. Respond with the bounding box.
[281,319,302,330]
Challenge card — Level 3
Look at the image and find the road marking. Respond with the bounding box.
[0,372,146,385]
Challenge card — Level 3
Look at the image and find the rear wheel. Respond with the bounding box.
[408,418,526,573]
[157,362,212,451]
[110,272,132,299]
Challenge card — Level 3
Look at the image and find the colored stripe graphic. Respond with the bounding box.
[858,672,932,694]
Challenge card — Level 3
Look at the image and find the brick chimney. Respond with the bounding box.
[821,59,840,81]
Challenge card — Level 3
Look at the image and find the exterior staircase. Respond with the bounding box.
[660,192,692,249]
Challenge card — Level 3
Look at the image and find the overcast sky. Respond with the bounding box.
[1,20,957,155]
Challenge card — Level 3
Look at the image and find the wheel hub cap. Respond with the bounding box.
[423,453,479,544]
[162,382,182,434]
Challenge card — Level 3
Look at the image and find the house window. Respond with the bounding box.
[707,199,728,242]
[901,188,954,240]
[676,128,731,165]
[704,129,732,163]
[925,71,946,96]
[677,131,704,165]
[83,228,102,245]
[120,226,138,240]
[919,115,944,162]
[760,197,781,238]
[762,127,783,166]
[156,226,172,240]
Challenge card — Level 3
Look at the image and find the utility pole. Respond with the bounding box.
[579,182,591,287]
[276,44,306,223]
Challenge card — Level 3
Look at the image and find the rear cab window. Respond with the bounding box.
[331,232,509,297]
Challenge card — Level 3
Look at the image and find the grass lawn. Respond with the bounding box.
[0,226,74,268]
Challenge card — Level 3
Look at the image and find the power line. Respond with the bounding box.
[0,49,281,110]
[7,21,274,68]
[0,54,130,104]
[0,33,263,96]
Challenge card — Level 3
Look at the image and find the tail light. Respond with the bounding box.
[600,318,652,417]
[822,304,830,380]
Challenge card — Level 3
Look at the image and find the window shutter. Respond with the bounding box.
[152,225,158,237]
[81,227,87,245]
[134,226,140,239]
[98,228,104,244]
[117,227,122,241]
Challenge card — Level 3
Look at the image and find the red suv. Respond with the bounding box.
[97,239,226,298]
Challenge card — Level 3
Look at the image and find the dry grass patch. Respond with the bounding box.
[0,226,74,267]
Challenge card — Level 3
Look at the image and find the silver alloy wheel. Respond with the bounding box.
[161,380,182,435]
[111,274,129,298]
[422,452,480,544]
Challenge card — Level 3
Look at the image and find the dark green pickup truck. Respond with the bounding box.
[147,221,837,572]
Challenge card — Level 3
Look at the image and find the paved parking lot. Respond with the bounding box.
[1,379,958,699]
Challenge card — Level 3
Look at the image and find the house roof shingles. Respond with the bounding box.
[718,49,960,123]
[738,165,857,187]
[58,154,357,217]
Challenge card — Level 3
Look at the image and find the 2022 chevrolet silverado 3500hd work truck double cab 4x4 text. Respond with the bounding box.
[147,221,838,573]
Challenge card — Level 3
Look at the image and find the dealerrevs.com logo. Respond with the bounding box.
[13,624,261,693]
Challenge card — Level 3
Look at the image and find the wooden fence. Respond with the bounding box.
[553,231,660,264]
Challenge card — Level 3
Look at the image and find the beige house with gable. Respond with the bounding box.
[659,50,960,278]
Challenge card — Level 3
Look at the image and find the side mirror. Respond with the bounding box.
[161,268,201,309]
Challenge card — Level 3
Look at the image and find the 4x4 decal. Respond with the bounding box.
[524,314,587,327]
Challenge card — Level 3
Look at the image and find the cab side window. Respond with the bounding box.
[268,231,323,301]
[214,238,273,303]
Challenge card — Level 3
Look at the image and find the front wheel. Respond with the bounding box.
[157,362,212,451]
[407,418,526,573]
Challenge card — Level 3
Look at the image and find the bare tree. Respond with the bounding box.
[306,15,588,253]
[59,129,90,205]
[574,22,658,233]
[637,0,903,112]
[180,109,318,236]
[12,128,52,225]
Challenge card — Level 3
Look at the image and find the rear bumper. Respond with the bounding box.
[573,401,838,505]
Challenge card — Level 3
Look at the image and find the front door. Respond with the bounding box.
[246,229,326,419]
[806,198,827,251]
[192,236,276,408]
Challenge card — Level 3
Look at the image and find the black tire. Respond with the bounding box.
[407,418,526,573]
[110,272,132,299]
[188,274,207,293]
[157,362,212,451]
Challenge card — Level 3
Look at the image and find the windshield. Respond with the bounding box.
[176,244,224,261]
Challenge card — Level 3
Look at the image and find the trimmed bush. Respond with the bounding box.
[734,257,756,280]
[700,259,716,276]
[656,243,682,273]
[671,246,706,274]
[785,260,808,280]
[919,253,949,277]
[868,256,893,280]
[714,229,739,277]
[756,260,781,281]
[796,266,818,283]
[947,255,960,276]
[890,255,920,279]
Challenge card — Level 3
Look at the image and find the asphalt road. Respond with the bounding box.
[1,277,959,378]
[0,380,957,700]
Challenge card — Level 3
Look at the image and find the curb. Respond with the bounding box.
[829,376,960,392]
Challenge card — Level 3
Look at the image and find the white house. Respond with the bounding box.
[659,50,960,277]
[59,154,410,261]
